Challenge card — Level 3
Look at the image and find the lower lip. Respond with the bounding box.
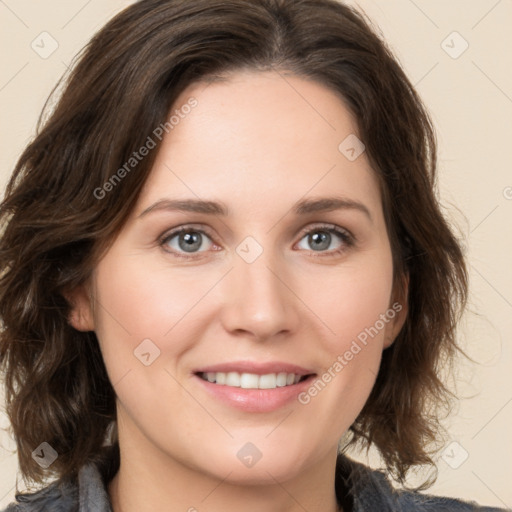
[193,374,316,413]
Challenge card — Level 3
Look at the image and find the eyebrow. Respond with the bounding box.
[138,196,372,222]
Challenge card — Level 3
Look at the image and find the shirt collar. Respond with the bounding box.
[75,453,394,512]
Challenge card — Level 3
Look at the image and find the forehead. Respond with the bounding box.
[136,70,382,221]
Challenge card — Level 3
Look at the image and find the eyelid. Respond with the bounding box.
[293,222,356,258]
[159,222,356,259]
[296,222,355,242]
[158,224,219,255]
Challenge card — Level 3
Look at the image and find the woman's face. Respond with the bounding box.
[72,70,407,484]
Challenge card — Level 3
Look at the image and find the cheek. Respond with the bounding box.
[92,247,211,341]
[295,250,394,423]
[90,247,234,396]
[306,251,395,354]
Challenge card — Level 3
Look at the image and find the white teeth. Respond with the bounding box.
[200,371,307,389]
[259,373,277,389]
[240,373,259,389]
[225,372,240,387]
[276,372,288,387]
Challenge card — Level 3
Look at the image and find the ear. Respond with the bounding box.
[64,283,95,332]
[383,271,409,349]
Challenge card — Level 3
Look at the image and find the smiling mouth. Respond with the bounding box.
[196,371,314,390]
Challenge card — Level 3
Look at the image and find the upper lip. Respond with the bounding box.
[194,361,315,376]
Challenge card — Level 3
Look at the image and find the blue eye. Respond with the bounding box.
[296,225,354,256]
[161,228,214,257]
[159,223,354,260]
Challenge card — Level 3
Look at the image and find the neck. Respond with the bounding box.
[107,418,342,512]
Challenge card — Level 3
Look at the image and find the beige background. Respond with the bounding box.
[0,0,511,508]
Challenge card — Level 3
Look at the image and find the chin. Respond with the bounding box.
[186,440,314,485]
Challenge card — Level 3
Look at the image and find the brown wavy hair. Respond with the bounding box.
[0,0,467,492]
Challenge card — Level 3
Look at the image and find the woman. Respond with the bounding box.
[0,0,506,510]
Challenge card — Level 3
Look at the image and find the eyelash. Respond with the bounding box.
[159,223,355,261]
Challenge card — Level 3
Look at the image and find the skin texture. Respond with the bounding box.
[69,70,408,512]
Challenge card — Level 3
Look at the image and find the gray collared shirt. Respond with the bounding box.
[2,455,508,511]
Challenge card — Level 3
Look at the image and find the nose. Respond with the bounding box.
[219,248,300,342]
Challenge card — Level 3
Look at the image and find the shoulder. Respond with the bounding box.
[1,462,111,512]
[336,454,509,512]
[395,490,508,511]
[0,480,77,512]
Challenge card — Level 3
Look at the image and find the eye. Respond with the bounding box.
[295,224,354,256]
[159,223,355,260]
[160,227,216,259]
